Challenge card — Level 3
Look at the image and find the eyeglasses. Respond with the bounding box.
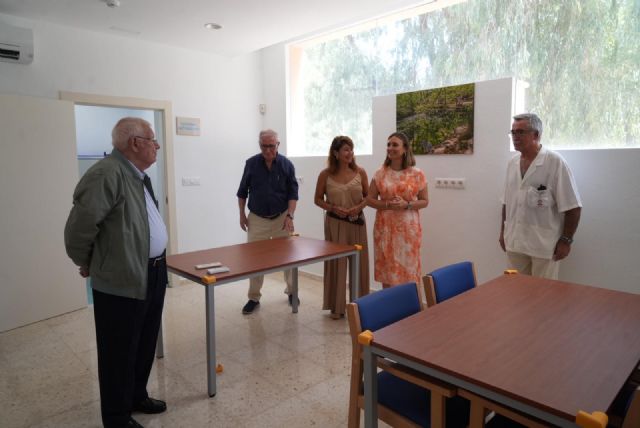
[134,136,158,144]
[508,129,534,136]
[260,143,278,150]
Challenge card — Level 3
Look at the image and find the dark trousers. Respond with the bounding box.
[92,259,167,428]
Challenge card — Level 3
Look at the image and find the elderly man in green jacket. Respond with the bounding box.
[65,117,168,428]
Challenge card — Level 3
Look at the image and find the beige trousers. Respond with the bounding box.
[247,211,293,301]
[507,251,560,280]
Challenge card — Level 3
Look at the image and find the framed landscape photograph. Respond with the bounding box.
[396,83,474,155]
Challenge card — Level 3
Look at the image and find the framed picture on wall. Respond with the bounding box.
[396,83,474,155]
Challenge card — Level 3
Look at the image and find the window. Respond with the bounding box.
[288,0,640,155]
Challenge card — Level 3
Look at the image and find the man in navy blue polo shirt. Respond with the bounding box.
[237,129,299,314]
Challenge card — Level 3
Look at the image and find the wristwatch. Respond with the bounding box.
[286,213,294,220]
[559,235,573,244]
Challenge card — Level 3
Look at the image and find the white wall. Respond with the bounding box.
[0,13,263,256]
[1,12,637,331]
[0,14,268,328]
[261,44,640,294]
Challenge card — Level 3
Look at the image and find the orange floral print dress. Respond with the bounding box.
[373,166,426,286]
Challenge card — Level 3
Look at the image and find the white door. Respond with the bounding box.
[0,93,86,332]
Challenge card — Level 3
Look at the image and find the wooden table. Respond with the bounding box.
[162,235,361,397]
[363,274,640,427]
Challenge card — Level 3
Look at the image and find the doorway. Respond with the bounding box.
[74,105,168,303]
[61,91,178,302]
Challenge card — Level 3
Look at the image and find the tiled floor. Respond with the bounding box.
[1,273,384,428]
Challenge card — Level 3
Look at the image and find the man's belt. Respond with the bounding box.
[149,253,166,267]
[255,211,285,220]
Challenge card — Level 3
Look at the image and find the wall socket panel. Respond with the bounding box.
[181,176,201,186]
[434,177,465,189]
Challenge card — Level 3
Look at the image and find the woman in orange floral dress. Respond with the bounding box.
[367,132,429,287]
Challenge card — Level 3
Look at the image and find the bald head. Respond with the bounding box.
[112,118,151,150]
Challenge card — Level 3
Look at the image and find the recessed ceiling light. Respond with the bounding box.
[204,23,222,30]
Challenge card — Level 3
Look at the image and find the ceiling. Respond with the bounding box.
[0,0,444,57]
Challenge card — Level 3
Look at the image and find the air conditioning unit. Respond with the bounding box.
[0,24,34,64]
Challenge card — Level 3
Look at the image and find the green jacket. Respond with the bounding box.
[64,149,150,300]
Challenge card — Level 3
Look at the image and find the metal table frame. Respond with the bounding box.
[159,236,361,397]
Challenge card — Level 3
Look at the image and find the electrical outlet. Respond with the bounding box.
[434,177,465,189]
[453,178,466,189]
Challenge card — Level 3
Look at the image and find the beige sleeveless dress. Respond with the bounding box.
[323,173,370,316]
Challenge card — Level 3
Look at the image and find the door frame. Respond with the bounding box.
[59,91,178,263]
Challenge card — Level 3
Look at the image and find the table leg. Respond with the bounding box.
[205,285,217,397]
[291,267,299,313]
[349,251,360,300]
[155,320,164,358]
[363,345,378,427]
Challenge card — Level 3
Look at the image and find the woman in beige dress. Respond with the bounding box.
[314,136,370,319]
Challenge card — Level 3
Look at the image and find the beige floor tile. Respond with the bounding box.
[2,372,99,428]
[0,273,369,428]
[237,393,344,428]
[135,400,241,428]
[29,402,103,428]
[260,354,339,395]
[296,373,351,420]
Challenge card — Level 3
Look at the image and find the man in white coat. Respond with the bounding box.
[499,113,582,279]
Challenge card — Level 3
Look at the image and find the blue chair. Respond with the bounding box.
[346,282,470,428]
[423,261,477,307]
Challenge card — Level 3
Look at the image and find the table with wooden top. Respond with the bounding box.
[161,235,361,397]
[362,274,640,427]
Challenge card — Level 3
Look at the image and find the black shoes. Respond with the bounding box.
[108,417,144,428]
[242,299,260,314]
[133,397,167,414]
[288,294,300,306]
[124,418,144,428]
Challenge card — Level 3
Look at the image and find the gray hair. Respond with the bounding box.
[513,113,543,137]
[259,129,279,143]
[112,117,151,150]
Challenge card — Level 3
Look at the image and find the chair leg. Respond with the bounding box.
[469,400,486,428]
[348,357,363,428]
[430,392,445,428]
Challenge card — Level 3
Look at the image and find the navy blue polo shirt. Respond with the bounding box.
[236,153,299,217]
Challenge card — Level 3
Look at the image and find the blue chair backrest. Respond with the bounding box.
[354,282,421,332]
[430,261,475,304]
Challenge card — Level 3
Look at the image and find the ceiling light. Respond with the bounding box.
[204,23,222,30]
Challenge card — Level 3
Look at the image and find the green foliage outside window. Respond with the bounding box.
[290,0,639,155]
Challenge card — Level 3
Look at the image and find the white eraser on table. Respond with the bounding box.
[207,266,230,275]
[195,262,222,269]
